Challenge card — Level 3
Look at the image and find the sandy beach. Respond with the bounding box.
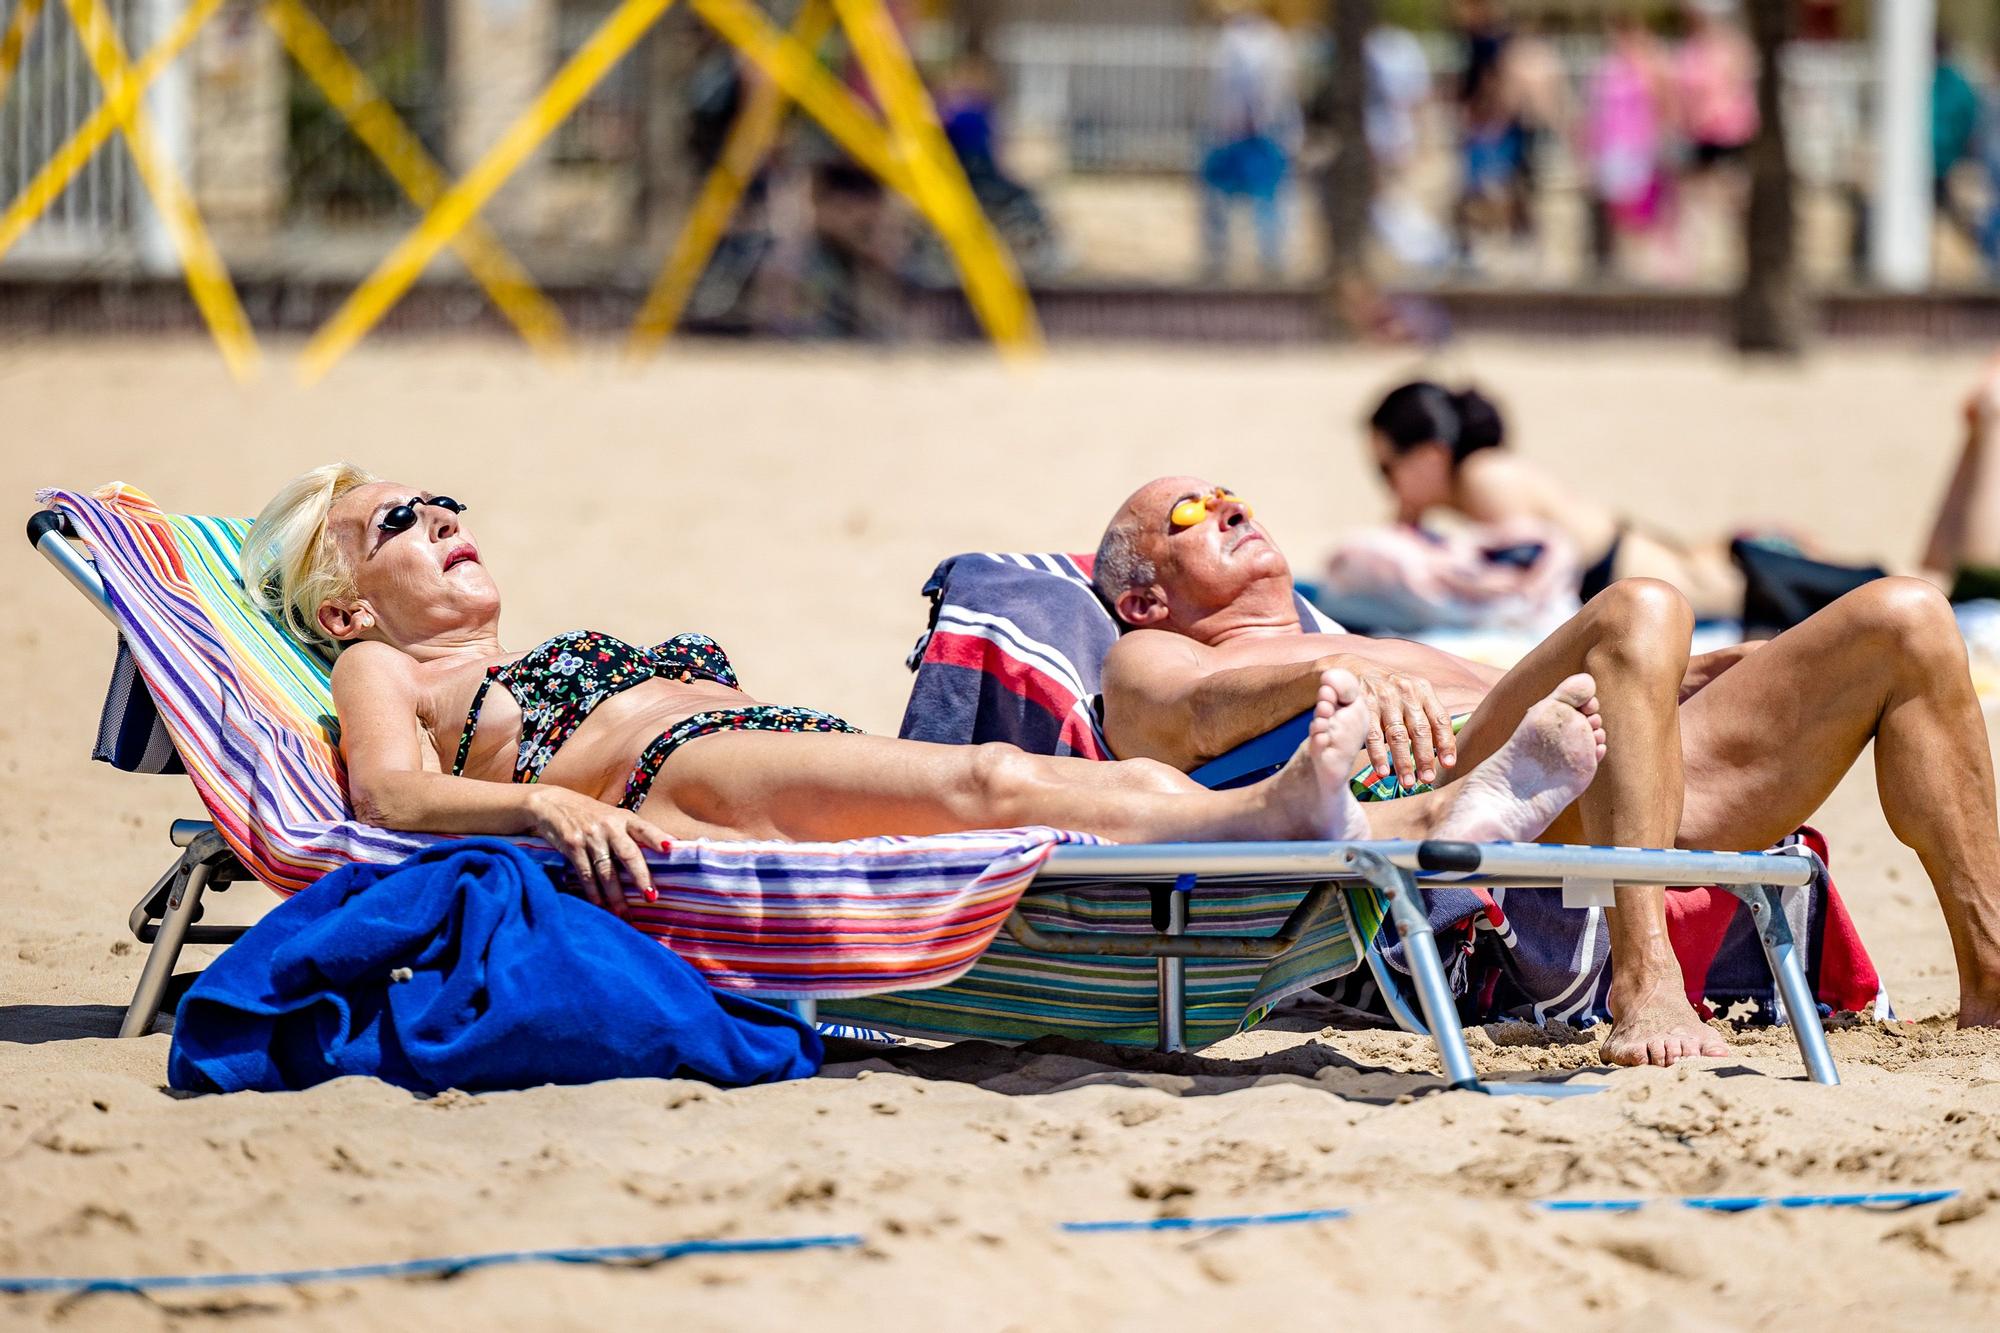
[5,338,2000,1329]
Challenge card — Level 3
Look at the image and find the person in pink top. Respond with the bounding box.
[1585,12,1676,275]
[1674,0,1759,170]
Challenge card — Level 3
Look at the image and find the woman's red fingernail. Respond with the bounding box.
[659,839,673,851]
[643,887,658,902]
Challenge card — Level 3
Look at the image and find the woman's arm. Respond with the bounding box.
[331,644,664,914]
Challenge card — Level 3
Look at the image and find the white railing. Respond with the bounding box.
[0,0,149,266]
[992,22,1882,188]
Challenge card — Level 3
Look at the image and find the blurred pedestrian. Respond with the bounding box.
[1199,0,1303,280]
[1932,33,1985,255]
[1672,0,1757,273]
[1497,8,1573,255]
[1449,0,1523,270]
[1366,20,1450,270]
[1585,12,1677,281]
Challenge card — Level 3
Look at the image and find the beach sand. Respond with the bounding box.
[4,338,1999,1329]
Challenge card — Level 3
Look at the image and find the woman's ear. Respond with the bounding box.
[317,600,374,643]
[1116,584,1170,628]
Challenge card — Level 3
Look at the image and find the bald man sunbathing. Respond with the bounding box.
[1095,478,2000,1068]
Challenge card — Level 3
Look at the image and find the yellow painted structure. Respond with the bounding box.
[0,0,1039,381]
[61,0,258,380]
[262,0,570,359]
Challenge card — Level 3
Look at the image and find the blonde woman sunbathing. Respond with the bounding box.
[247,464,1609,915]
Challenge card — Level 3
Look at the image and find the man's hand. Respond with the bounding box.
[1679,640,1767,702]
[1321,655,1456,790]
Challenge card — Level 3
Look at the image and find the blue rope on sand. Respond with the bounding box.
[1063,1207,1352,1234]
[1542,1190,1959,1215]
[2,1191,1959,1292]
[0,1234,864,1296]
[1066,1190,1958,1234]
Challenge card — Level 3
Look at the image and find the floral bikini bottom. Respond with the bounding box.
[619,704,860,811]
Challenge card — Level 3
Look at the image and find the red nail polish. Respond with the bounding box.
[659,839,673,851]
[643,887,658,902]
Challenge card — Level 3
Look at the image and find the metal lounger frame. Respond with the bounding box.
[31,507,1843,1091]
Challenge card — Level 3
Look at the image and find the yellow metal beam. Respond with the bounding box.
[828,0,1037,351]
[262,0,568,360]
[0,0,219,264]
[60,0,258,380]
[0,0,47,108]
[627,0,833,355]
[686,0,909,192]
[300,0,678,384]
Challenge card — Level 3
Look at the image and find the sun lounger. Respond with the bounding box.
[890,549,1885,1084]
[30,488,1848,1090]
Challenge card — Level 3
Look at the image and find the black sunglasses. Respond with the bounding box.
[377,495,466,535]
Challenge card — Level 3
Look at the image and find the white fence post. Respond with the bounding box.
[1869,0,1934,291]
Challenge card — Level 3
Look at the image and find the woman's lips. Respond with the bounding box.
[444,545,479,570]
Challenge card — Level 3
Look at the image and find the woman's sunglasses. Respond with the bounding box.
[377,495,466,535]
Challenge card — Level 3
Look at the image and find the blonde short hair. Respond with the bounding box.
[243,463,379,654]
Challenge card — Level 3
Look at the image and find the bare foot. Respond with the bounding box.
[1958,990,2000,1028]
[1264,668,1376,840]
[1603,981,1731,1067]
[1431,673,1606,843]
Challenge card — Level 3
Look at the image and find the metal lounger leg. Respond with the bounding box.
[1363,934,1430,1038]
[119,859,213,1038]
[1156,877,1190,1054]
[1346,851,1479,1089]
[1729,883,1841,1086]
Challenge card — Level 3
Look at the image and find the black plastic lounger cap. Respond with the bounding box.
[1415,840,1483,873]
[26,509,72,547]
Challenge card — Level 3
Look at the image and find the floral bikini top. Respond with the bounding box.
[450,630,739,783]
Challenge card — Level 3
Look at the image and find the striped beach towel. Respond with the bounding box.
[42,485,1066,1002]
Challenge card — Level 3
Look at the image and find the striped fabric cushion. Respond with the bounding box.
[826,874,1383,1049]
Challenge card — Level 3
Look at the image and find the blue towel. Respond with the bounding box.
[168,838,822,1094]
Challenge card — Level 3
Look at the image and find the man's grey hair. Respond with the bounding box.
[1092,515,1156,620]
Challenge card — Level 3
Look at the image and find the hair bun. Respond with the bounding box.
[1451,387,1504,452]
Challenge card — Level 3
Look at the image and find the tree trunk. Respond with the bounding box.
[1733,0,1805,354]
[1322,0,1374,303]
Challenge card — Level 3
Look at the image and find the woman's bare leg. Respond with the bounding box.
[639,692,1386,845]
[638,670,1604,849]
[1677,577,2000,1026]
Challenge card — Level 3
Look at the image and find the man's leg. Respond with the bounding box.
[1444,578,1714,1066]
[1676,577,2000,1026]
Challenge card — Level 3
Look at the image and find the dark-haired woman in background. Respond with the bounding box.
[1367,379,1749,618]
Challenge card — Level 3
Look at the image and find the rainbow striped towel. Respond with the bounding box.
[45,485,1379,1045]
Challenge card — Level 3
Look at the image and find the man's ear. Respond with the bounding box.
[1116,584,1170,628]
[317,599,374,644]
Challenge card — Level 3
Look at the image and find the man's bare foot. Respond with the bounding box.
[1957,990,2000,1028]
[1431,673,1606,843]
[1603,981,1731,1067]
[1264,668,1376,840]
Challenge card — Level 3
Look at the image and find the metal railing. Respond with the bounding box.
[0,0,144,262]
[990,22,1881,186]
